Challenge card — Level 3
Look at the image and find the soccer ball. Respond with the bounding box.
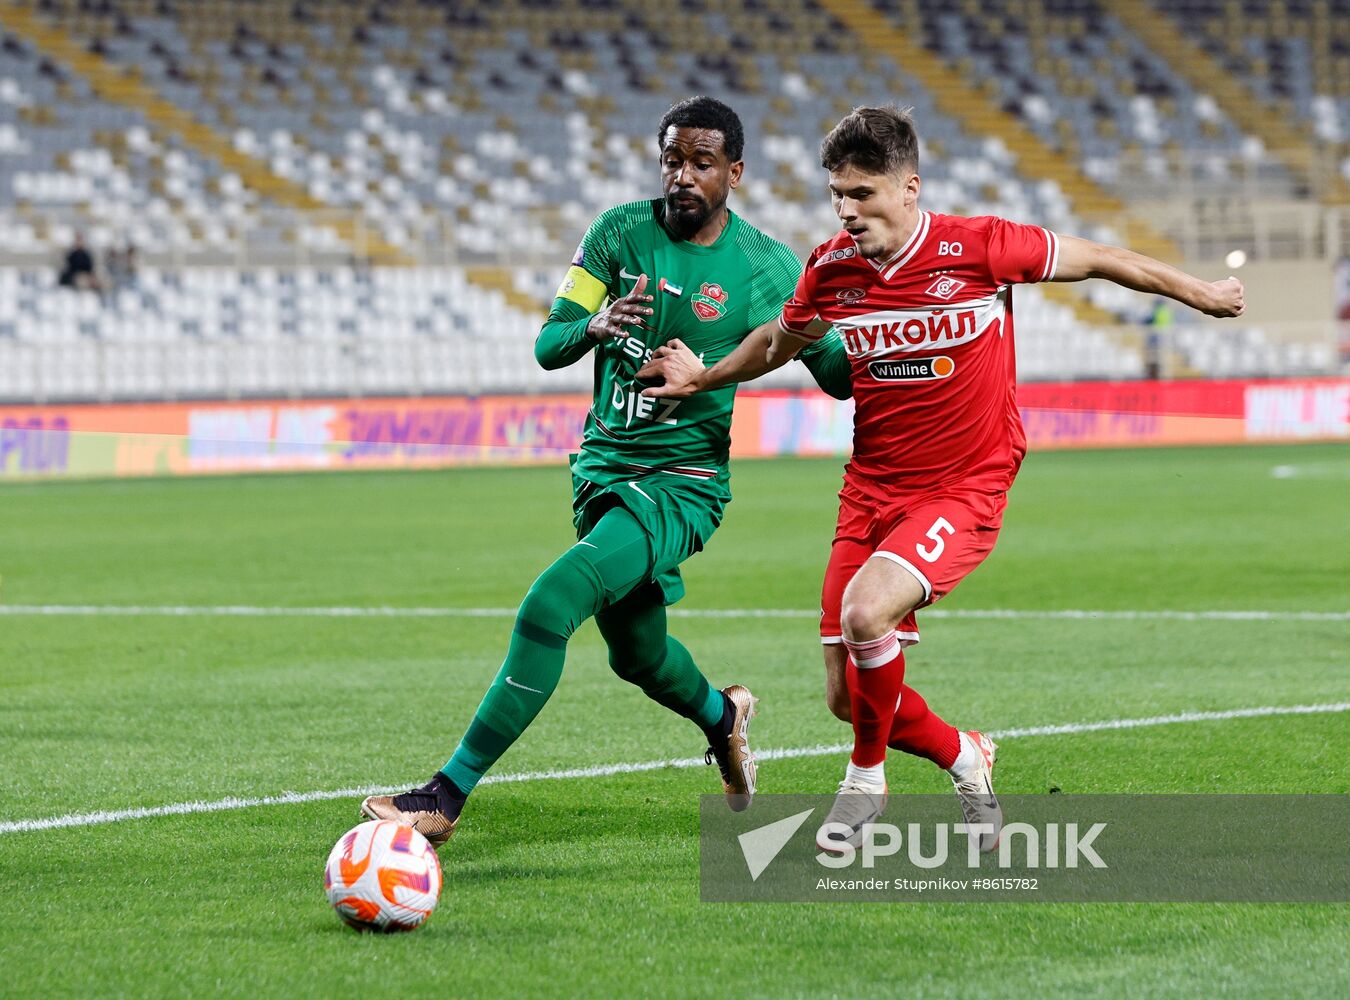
[324,820,442,932]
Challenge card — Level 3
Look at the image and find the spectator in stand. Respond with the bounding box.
[105,242,139,293]
[1145,297,1173,379]
[58,233,100,291]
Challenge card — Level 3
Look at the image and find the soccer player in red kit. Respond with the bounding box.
[637,106,1245,850]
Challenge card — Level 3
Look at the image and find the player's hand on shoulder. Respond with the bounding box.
[637,338,704,398]
[1204,276,1245,318]
[587,273,653,342]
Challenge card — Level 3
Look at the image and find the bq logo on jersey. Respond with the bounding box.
[691,282,729,322]
[868,356,956,381]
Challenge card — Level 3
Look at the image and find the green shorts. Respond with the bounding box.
[571,467,727,607]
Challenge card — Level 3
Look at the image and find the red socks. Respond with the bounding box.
[888,682,961,770]
[843,631,962,771]
[843,632,905,768]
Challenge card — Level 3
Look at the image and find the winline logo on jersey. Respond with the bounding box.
[698,794,1347,903]
[869,356,955,382]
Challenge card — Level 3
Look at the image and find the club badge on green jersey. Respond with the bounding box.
[691,282,729,322]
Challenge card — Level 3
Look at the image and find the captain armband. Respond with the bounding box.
[555,266,608,313]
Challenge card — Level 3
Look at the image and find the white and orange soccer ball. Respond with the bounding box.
[324,820,442,932]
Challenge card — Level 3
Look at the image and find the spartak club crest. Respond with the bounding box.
[691,282,729,322]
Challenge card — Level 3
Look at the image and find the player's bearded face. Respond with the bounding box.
[659,127,741,238]
[829,165,919,260]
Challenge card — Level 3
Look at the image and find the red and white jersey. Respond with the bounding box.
[780,211,1059,497]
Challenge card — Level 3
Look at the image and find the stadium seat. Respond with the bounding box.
[865,0,1298,196]
[0,0,1336,402]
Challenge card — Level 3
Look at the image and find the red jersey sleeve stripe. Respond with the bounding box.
[1040,228,1059,281]
[778,315,823,341]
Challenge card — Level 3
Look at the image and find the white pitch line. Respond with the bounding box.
[926,609,1350,623]
[0,604,1346,622]
[1,702,1345,837]
[0,604,519,619]
[1271,463,1350,480]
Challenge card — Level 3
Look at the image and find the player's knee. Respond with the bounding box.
[519,549,604,641]
[597,620,665,683]
[604,629,663,681]
[607,656,635,681]
[516,585,572,642]
[608,649,662,685]
[840,600,892,644]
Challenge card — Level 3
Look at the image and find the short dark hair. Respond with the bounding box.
[820,105,919,177]
[657,96,744,162]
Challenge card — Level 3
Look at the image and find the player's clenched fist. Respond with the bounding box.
[587,273,654,342]
[636,339,705,397]
[1202,277,1245,318]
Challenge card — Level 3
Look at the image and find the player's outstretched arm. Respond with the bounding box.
[1052,235,1245,318]
[535,274,655,370]
[634,318,842,399]
[636,316,833,398]
[636,319,773,398]
[634,326,772,398]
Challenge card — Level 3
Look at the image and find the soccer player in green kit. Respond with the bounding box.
[362,97,851,845]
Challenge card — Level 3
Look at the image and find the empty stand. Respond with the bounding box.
[4,0,1125,260]
[0,262,1195,404]
[862,0,1293,198]
[0,0,1341,405]
[1162,0,1350,190]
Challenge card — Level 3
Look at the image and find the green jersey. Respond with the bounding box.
[537,199,848,495]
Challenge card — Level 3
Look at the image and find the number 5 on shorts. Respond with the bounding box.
[915,516,955,563]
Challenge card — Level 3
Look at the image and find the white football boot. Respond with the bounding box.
[950,730,1001,853]
[815,776,888,852]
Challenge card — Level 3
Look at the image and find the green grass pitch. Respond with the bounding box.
[1,442,1347,998]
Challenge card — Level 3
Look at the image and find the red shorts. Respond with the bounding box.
[820,481,1007,647]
